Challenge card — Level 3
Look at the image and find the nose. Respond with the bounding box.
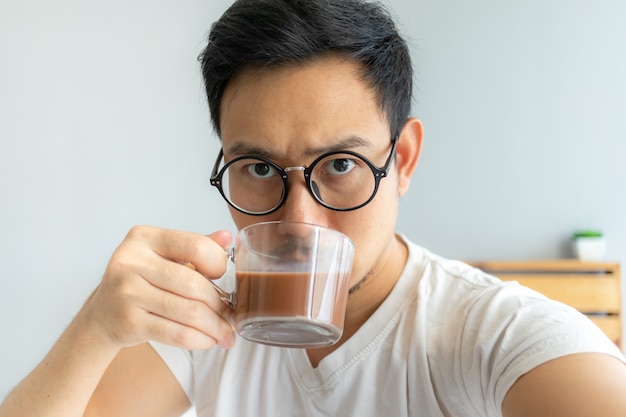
[278,171,327,227]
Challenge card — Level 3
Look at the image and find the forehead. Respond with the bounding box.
[219,56,389,158]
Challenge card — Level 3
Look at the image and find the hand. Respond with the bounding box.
[81,225,236,351]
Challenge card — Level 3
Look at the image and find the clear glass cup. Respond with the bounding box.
[212,221,354,348]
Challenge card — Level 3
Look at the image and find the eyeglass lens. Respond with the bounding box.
[220,152,378,214]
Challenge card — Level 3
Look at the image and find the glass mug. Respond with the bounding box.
[210,221,355,348]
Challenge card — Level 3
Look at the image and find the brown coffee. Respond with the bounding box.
[234,270,349,347]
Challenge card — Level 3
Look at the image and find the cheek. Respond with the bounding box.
[338,183,400,275]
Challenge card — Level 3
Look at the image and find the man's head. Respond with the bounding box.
[201,0,423,291]
[199,0,413,139]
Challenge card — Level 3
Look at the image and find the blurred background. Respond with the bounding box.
[1,0,625,407]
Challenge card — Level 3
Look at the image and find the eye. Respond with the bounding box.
[246,162,277,179]
[324,158,356,175]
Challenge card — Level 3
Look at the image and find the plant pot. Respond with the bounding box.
[573,237,606,261]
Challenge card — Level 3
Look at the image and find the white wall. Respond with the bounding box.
[1,0,625,405]
[394,0,626,348]
[397,0,626,262]
[0,0,235,402]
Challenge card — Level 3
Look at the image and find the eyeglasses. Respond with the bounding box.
[210,137,398,216]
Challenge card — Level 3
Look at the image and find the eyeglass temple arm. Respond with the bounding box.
[380,136,399,175]
[210,148,225,181]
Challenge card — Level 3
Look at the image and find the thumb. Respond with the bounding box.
[208,229,233,251]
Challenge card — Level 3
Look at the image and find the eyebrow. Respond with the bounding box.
[225,135,373,159]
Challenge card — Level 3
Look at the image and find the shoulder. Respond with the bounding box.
[403,237,601,332]
[404,238,621,360]
[403,237,523,313]
[401,236,625,414]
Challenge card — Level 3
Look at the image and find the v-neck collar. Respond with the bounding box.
[284,235,425,391]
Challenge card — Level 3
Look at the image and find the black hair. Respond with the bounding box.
[199,0,413,139]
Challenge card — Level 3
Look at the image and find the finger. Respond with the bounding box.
[91,232,229,351]
[132,261,234,340]
[208,229,233,251]
[113,226,230,309]
[139,309,223,350]
[125,226,230,279]
[94,262,235,349]
[140,285,235,348]
[141,255,225,309]
[191,230,233,277]
[177,262,234,323]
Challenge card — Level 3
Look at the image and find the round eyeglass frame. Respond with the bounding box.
[210,137,398,216]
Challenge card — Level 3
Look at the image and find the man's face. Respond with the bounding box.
[218,56,410,287]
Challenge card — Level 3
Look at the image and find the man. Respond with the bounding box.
[1,0,626,416]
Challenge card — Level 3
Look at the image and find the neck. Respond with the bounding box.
[344,234,407,329]
[306,234,408,367]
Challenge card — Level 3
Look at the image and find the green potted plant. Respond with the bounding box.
[572,229,606,261]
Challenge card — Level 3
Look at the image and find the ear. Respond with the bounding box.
[395,117,423,196]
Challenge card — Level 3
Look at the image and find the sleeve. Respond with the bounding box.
[149,341,195,402]
[460,282,625,417]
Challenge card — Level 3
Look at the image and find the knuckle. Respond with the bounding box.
[184,300,206,320]
[181,272,204,295]
[171,327,207,348]
[185,237,207,262]
[166,296,206,322]
[125,225,153,241]
[104,258,132,284]
[106,246,143,280]
[170,327,192,346]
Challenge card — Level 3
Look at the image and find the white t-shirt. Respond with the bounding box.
[151,236,624,417]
